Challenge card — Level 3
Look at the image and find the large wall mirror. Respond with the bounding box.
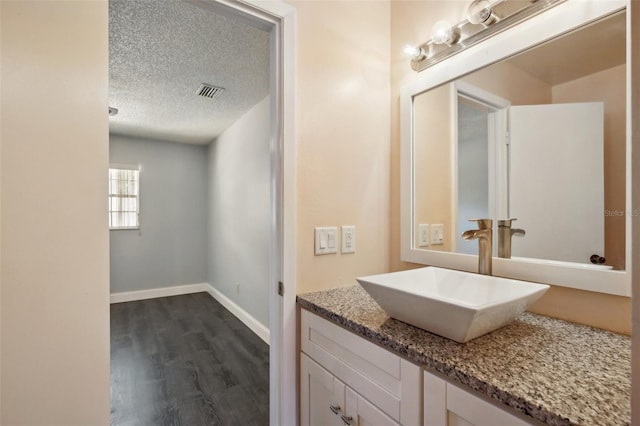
[400,0,631,296]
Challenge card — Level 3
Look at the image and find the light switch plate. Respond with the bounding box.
[418,224,430,247]
[341,225,356,253]
[315,227,338,255]
[431,224,444,245]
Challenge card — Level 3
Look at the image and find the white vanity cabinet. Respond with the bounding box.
[424,371,535,426]
[300,309,537,426]
[300,310,421,426]
[301,354,400,426]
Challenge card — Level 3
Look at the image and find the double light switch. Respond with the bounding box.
[315,226,356,255]
[315,227,337,255]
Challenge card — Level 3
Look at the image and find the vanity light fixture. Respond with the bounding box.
[467,0,498,26]
[408,0,567,72]
[402,44,427,61]
[431,21,460,46]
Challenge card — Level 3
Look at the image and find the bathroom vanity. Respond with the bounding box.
[297,1,634,424]
[297,286,630,426]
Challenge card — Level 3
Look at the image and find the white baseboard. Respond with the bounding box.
[110,282,270,345]
[205,284,270,345]
[110,283,209,304]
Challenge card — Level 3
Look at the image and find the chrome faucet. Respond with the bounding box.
[498,218,525,259]
[461,218,493,275]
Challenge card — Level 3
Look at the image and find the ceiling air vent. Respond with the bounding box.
[196,83,225,100]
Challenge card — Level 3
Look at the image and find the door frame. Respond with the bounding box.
[185,1,296,424]
[451,81,510,253]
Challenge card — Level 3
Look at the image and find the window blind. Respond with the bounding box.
[109,167,140,229]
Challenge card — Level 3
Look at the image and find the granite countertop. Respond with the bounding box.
[297,285,631,426]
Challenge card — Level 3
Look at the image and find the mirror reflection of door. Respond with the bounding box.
[454,83,509,255]
[454,85,605,262]
[453,88,606,262]
[509,102,604,264]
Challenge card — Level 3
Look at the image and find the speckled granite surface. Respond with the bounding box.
[297,285,631,426]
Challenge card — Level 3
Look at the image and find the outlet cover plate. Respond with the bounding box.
[341,225,356,253]
[418,224,430,247]
[431,224,444,245]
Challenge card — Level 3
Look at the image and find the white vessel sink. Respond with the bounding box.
[357,267,549,343]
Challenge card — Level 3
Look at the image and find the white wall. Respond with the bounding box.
[0,1,110,424]
[207,96,270,327]
[109,135,208,293]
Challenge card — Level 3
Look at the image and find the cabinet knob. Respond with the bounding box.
[329,404,341,414]
[341,414,353,425]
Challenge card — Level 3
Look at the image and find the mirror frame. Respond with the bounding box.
[400,0,631,296]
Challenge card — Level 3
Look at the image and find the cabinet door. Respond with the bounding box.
[301,353,345,426]
[301,309,421,425]
[344,387,400,426]
[424,371,447,426]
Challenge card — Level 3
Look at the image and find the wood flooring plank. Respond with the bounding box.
[110,292,269,426]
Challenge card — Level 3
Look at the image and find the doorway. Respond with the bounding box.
[108,0,296,424]
[452,81,509,255]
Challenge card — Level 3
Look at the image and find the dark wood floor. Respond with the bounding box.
[110,293,269,426]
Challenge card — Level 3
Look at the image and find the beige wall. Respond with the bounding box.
[462,61,552,106]
[390,0,465,274]
[413,84,453,252]
[291,0,391,294]
[0,1,110,424]
[390,0,630,335]
[552,65,627,270]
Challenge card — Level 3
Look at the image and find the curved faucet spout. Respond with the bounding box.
[462,219,493,275]
[498,218,526,258]
[512,228,526,237]
[462,229,491,241]
[461,230,477,240]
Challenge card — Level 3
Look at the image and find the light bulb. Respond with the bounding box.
[402,44,426,60]
[467,0,496,25]
[431,20,458,45]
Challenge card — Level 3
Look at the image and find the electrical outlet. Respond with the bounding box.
[431,224,444,245]
[341,225,356,253]
[418,224,430,247]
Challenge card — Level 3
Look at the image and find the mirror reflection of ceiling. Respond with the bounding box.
[109,0,270,145]
[506,11,625,85]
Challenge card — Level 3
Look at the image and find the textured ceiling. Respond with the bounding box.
[109,0,270,145]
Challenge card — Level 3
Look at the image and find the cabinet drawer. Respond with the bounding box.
[424,370,536,426]
[447,382,535,426]
[301,309,421,425]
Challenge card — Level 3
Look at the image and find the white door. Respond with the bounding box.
[509,102,604,264]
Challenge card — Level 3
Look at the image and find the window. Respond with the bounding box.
[109,165,140,229]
